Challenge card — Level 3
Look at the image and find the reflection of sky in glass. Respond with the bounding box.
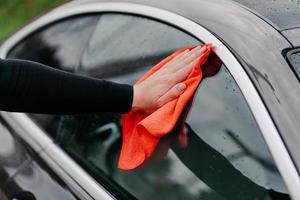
[0,123,31,183]
[11,160,77,200]
[41,16,98,70]
[81,13,200,73]
[0,123,15,157]
[0,122,77,199]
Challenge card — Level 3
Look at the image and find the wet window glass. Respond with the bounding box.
[7,15,99,72]
[22,13,290,200]
[79,13,199,81]
[286,48,300,81]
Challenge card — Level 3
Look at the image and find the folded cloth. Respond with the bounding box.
[118,44,213,170]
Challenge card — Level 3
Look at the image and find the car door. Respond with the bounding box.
[19,12,291,200]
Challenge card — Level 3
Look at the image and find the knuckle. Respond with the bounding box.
[174,86,182,94]
[175,84,182,91]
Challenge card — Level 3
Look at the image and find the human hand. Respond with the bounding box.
[132,45,207,113]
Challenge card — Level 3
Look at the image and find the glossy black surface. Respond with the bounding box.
[231,0,300,30]
[72,0,300,174]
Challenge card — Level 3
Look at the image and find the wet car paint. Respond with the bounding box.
[231,0,300,30]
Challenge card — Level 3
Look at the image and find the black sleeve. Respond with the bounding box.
[0,58,133,114]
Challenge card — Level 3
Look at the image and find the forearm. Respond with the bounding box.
[0,59,133,114]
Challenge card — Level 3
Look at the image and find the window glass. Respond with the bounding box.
[79,13,199,81]
[6,15,99,131]
[7,15,99,72]
[25,13,290,200]
[286,48,300,81]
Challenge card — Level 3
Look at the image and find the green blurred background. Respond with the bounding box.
[0,0,69,41]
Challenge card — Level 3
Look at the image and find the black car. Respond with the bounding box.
[0,0,299,199]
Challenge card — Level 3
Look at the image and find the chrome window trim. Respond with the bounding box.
[0,2,299,199]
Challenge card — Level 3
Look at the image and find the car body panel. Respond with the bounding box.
[231,0,300,30]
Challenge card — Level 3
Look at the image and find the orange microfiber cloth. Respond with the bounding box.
[118,44,213,170]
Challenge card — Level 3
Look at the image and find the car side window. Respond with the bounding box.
[7,15,99,72]
[14,13,290,200]
[6,15,99,131]
[78,13,199,82]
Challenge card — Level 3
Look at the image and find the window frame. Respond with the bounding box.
[0,2,298,199]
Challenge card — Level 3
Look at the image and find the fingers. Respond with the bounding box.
[176,45,203,64]
[157,83,186,107]
[177,45,206,66]
[162,49,190,70]
[169,49,190,64]
[170,58,198,85]
[165,45,206,73]
[138,45,207,113]
[163,46,201,71]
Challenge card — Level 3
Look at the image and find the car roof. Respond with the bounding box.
[68,0,300,30]
[231,0,300,30]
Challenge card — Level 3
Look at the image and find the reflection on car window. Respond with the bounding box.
[21,13,290,200]
[8,15,99,72]
[80,13,199,81]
